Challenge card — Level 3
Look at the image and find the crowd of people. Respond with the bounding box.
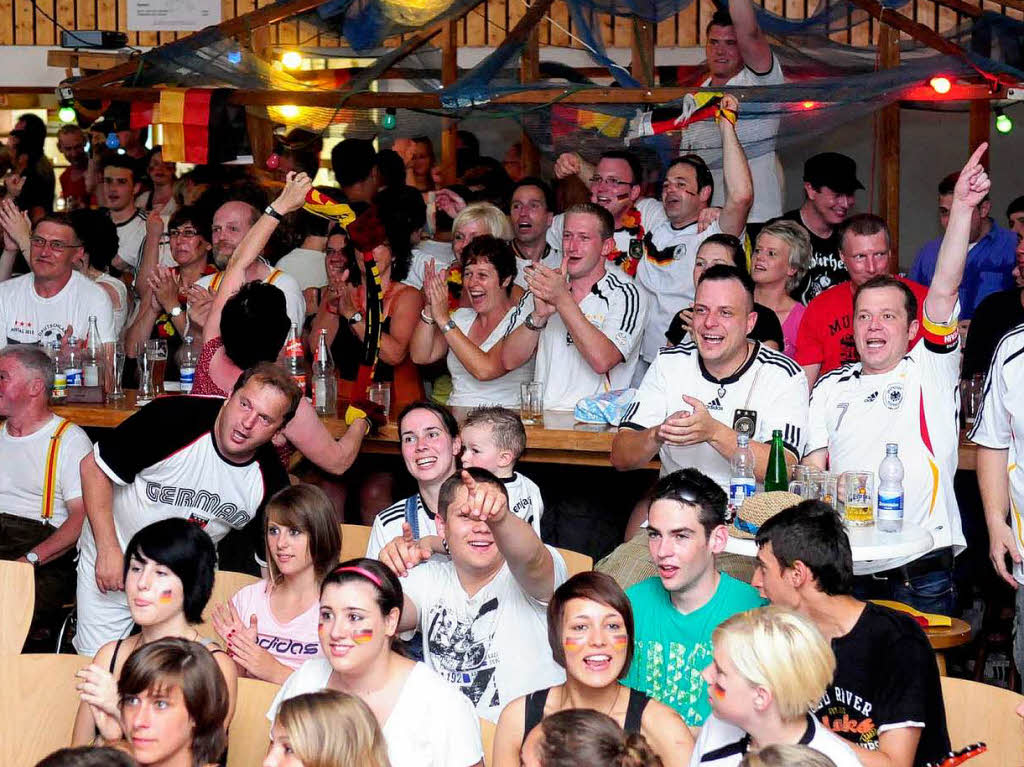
[2,1,1024,763]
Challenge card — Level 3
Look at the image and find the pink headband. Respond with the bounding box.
[334,565,383,588]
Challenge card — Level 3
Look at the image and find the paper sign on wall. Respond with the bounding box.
[128,0,220,31]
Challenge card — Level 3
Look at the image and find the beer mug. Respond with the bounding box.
[843,471,874,527]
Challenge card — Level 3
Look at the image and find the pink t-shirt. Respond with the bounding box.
[781,301,806,359]
[230,580,323,670]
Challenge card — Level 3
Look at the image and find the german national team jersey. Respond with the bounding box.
[636,219,722,363]
[546,197,667,257]
[621,341,808,491]
[509,269,647,411]
[969,323,1024,584]
[806,309,966,571]
[0,271,115,348]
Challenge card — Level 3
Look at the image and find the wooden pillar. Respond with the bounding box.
[876,25,901,272]
[631,18,655,87]
[246,27,276,169]
[440,20,459,187]
[520,27,542,177]
[969,100,990,168]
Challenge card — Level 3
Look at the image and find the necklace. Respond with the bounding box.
[711,344,753,399]
[565,684,621,718]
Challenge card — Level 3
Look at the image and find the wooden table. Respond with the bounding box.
[926,618,972,675]
[52,393,649,469]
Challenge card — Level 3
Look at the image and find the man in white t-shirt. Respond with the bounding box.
[102,155,148,275]
[0,213,115,348]
[802,144,990,614]
[614,264,808,499]
[393,468,568,721]
[74,363,295,654]
[636,95,753,382]
[274,206,330,319]
[502,203,647,412]
[549,150,667,270]
[509,177,561,289]
[188,200,305,331]
[0,345,92,647]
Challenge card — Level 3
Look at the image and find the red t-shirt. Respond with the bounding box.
[794,277,929,376]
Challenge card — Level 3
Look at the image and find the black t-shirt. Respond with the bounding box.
[814,602,950,766]
[962,288,1024,380]
[778,209,847,304]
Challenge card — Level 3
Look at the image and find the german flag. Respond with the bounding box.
[158,88,238,165]
[551,105,628,142]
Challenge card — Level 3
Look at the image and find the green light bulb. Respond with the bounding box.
[996,113,1012,134]
[382,109,397,130]
[58,106,76,123]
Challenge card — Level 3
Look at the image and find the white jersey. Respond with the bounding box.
[196,260,306,330]
[691,56,785,224]
[0,414,92,528]
[448,307,533,407]
[547,197,668,256]
[275,247,327,291]
[405,240,455,290]
[969,323,1024,583]
[113,209,149,271]
[0,270,115,347]
[267,659,483,767]
[366,477,544,558]
[513,243,563,290]
[402,548,569,721]
[807,310,965,571]
[622,340,808,490]
[510,269,647,412]
[95,272,129,338]
[690,713,862,767]
[637,219,722,362]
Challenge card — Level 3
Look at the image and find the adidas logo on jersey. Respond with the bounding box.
[708,397,723,411]
[864,391,878,403]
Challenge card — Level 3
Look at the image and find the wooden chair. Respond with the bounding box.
[0,560,34,654]
[226,676,280,767]
[1,653,87,766]
[340,523,372,562]
[940,676,1024,767]
[197,569,260,643]
[556,547,593,577]
[480,716,497,766]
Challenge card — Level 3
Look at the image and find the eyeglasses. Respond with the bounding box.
[29,236,81,254]
[589,175,634,188]
[168,228,200,239]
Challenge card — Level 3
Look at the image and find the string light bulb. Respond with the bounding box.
[58,105,77,123]
[105,133,120,149]
[995,108,1013,134]
[929,76,952,95]
[382,108,397,130]
[280,104,300,119]
[281,51,302,70]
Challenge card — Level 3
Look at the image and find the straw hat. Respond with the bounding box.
[730,491,803,539]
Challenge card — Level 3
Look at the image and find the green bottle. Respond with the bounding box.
[763,429,789,492]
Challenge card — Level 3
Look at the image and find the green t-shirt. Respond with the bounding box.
[622,573,766,726]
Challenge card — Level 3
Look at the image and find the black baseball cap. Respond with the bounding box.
[803,152,864,195]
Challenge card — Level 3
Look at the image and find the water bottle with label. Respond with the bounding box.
[729,433,757,521]
[877,443,904,533]
[63,337,82,387]
[50,341,66,399]
[82,315,104,389]
[177,335,197,393]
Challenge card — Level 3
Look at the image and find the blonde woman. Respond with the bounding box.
[265,690,391,767]
[692,607,861,767]
[211,484,341,683]
[750,220,812,358]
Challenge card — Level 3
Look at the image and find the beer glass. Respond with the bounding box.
[520,381,544,425]
[145,339,168,394]
[843,471,874,527]
[106,341,125,400]
[368,381,391,420]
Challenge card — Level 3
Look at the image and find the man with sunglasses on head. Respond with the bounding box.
[0,213,114,347]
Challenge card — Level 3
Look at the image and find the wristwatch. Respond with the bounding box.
[440,318,457,334]
[25,551,40,567]
[524,312,547,332]
[263,205,283,221]
[348,311,363,325]
[169,305,183,318]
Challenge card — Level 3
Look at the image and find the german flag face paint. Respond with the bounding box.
[158,589,175,605]
[710,685,726,700]
[563,635,585,653]
[352,628,374,645]
[612,633,629,651]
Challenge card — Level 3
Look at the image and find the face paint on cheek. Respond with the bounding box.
[612,634,629,651]
[563,636,585,653]
[158,589,174,604]
[353,628,374,645]
[711,685,726,700]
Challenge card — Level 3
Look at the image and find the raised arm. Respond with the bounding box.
[718,95,753,236]
[728,0,773,73]
[204,172,311,343]
[926,142,989,323]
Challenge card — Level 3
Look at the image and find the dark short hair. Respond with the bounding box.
[101,153,139,182]
[937,172,958,197]
[232,362,303,426]
[565,202,615,241]
[547,571,634,676]
[665,154,714,199]
[35,212,78,240]
[510,176,555,213]
[277,127,323,177]
[456,129,480,159]
[168,204,212,247]
[118,638,229,766]
[854,274,917,322]
[331,138,377,187]
[69,209,118,272]
[34,746,137,767]
[461,235,517,295]
[698,233,747,272]
[437,467,507,520]
[597,149,642,186]
[755,500,853,596]
[321,557,404,623]
[698,262,756,304]
[397,400,459,439]
[14,113,47,158]
[706,9,734,33]
[220,282,291,370]
[838,213,890,252]
[376,149,407,190]
[648,468,728,538]
[1007,195,1024,220]
[123,519,217,624]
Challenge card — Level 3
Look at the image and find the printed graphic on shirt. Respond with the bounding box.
[631,637,713,725]
[425,597,501,711]
[816,685,879,750]
[257,634,320,658]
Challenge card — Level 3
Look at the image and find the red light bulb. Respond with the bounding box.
[266,153,281,170]
[930,76,952,95]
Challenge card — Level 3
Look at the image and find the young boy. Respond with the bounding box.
[459,406,544,536]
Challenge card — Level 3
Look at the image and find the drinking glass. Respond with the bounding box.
[145,339,168,395]
[368,381,392,420]
[818,472,839,508]
[520,381,544,425]
[789,465,810,498]
[136,348,155,406]
[105,341,125,400]
[843,471,874,527]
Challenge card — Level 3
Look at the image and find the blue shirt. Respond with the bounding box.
[909,220,1017,319]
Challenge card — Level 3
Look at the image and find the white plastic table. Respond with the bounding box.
[726,523,935,575]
